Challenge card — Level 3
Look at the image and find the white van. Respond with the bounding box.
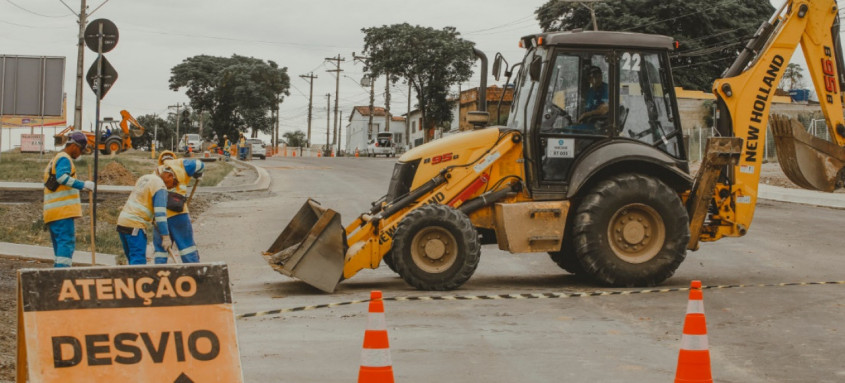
[367,132,396,157]
[179,134,202,153]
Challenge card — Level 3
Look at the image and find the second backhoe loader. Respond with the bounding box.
[266,0,845,292]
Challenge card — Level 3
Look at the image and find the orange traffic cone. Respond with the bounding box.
[674,280,712,383]
[358,291,394,383]
[355,148,359,158]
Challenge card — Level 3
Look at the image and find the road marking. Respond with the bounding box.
[235,280,845,319]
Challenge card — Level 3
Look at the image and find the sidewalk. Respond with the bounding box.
[758,184,845,208]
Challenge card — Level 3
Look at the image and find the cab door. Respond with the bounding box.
[533,50,615,196]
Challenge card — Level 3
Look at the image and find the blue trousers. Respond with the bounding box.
[119,228,148,265]
[48,218,75,268]
[152,213,199,264]
[238,147,248,160]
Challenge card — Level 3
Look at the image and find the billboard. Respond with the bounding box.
[1,56,65,118]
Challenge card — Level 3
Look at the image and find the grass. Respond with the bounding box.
[0,149,232,186]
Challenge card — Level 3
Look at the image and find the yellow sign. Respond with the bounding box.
[17,263,243,383]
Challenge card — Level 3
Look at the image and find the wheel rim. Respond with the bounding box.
[410,226,458,273]
[607,203,665,264]
[109,142,120,152]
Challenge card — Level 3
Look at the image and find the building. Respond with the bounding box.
[345,106,406,154]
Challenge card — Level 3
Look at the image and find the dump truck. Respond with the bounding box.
[54,110,145,155]
[266,0,845,292]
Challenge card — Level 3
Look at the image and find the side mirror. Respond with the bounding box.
[492,53,507,82]
[529,55,542,82]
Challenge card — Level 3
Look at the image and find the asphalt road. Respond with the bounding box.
[196,156,845,383]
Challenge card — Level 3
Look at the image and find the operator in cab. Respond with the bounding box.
[577,65,609,123]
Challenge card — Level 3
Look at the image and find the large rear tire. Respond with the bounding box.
[548,232,585,275]
[573,173,689,287]
[392,204,480,290]
[105,137,123,155]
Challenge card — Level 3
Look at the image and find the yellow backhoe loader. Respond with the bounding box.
[54,110,145,155]
[266,0,845,292]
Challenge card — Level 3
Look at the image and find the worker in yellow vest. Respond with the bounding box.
[116,166,177,264]
[43,131,95,267]
[223,134,231,161]
[154,151,205,263]
[237,132,247,160]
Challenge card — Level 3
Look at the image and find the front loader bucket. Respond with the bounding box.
[770,115,845,192]
[263,199,346,292]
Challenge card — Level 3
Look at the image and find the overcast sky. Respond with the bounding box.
[0,0,812,149]
[1,0,549,146]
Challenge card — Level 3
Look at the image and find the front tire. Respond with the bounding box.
[105,138,122,155]
[392,204,480,290]
[573,173,689,287]
[548,232,585,275]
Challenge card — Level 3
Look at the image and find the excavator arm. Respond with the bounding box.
[690,0,845,246]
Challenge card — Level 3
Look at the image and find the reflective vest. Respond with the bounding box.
[117,174,166,229]
[43,152,81,223]
[163,158,190,217]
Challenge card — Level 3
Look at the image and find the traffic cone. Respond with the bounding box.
[358,291,394,383]
[674,280,712,383]
[355,148,359,158]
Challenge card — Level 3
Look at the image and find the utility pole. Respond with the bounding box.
[558,0,604,30]
[325,93,331,155]
[324,54,345,151]
[385,72,391,133]
[60,0,111,130]
[407,81,412,148]
[352,53,375,139]
[299,73,317,147]
[339,110,343,155]
[168,103,183,151]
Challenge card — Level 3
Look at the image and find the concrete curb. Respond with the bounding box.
[0,158,271,195]
[758,184,845,209]
[0,242,117,266]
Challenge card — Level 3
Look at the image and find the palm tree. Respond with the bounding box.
[282,130,307,147]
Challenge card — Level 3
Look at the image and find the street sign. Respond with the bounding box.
[16,263,244,383]
[86,56,118,99]
[84,19,119,53]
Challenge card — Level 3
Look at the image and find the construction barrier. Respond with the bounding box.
[675,280,712,383]
[358,291,394,383]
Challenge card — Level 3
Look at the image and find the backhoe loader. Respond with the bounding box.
[266,0,845,292]
[54,110,145,155]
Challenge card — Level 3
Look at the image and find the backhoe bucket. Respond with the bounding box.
[263,199,346,292]
[770,115,845,192]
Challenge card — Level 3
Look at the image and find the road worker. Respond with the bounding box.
[43,131,95,268]
[223,134,231,161]
[237,132,247,160]
[116,165,177,265]
[152,154,205,264]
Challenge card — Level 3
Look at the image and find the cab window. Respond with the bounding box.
[617,51,681,157]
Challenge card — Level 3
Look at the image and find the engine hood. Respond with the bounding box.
[399,128,503,163]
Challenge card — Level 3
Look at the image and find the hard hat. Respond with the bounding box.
[158,150,176,165]
[67,131,88,150]
[223,134,228,138]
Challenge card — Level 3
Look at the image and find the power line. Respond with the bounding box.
[5,0,70,17]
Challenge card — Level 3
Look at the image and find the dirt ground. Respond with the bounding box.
[97,161,137,185]
[0,258,50,382]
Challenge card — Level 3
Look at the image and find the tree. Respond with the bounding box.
[282,130,307,147]
[169,55,290,141]
[535,0,774,90]
[361,23,476,142]
[780,63,804,90]
[132,114,172,150]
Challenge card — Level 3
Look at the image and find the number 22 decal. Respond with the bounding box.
[621,52,641,72]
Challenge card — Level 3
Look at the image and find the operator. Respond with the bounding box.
[115,166,176,265]
[577,66,609,123]
[42,131,95,268]
[152,151,205,264]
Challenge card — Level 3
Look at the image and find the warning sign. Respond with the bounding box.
[16,263,243,383]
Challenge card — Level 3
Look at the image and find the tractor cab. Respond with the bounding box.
[495,30,690,199]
